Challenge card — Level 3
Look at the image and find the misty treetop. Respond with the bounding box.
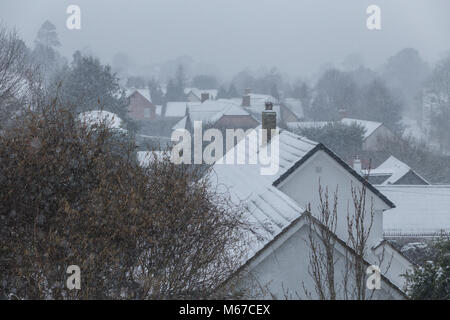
[309,68,403,132]
[51,51,135,130]
[35,20,61,48]
[191,74,218,90]
[405,236,450,300]
[382,48,430,110]
[293,122,366,161]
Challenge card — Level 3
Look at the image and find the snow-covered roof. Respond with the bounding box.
[126,88,152,103]
[165,102,188,118]
[286,121,329,131]
[246,105,282,123]
[137,151,167,167]
[341,118,383,139]
[222,105,250,117]
[365,156,429,185]
[380,185,450,237]
[283,98,304,119]
[78,110,124,131]
[229,98,244,105]
[211,128,318,261]
[188,99,250,126]
[209,126,397,284]
[248,93,278,105]
[241,94,281,123]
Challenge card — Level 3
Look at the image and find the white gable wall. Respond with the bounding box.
[239,221,405,300]
[212,130,410,299]
[276,150,391,249]
[187,92,201,102]
[373,243,412,290]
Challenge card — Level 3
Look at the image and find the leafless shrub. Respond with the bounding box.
[341,181,375,300]
[305,180,392,300]
[0,99,248,300]
[304,183,338,300]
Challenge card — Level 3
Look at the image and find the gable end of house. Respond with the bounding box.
[273,143,396,209]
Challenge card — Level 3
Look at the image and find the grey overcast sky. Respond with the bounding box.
[1,0,449,78]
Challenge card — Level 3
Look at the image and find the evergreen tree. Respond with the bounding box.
[405,236,450,300]
[165,80,178,102]
[382,48,430,114]
[294,122,365,161]
[175,65,186,92]
[270,84,280,101]
[312,69,359,121]
[359,79,403,132]
[216,86,228,99]
[192,75,218,90]
[35,20,61,48]
[126,76,147,89]
[165,65,186,102]
[54,51,132,129]
[295,82,312,118]
[149,80,164,105]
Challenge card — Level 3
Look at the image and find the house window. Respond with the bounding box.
[144,108,151,118]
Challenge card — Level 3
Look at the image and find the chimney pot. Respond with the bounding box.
[242,94,251,107]
[262,104,276,143]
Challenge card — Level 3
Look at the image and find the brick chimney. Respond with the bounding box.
[201,92,210,103]
[242,88,251,107]
[262,101,276,143]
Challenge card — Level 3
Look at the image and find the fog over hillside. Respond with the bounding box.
[1,0,449,80]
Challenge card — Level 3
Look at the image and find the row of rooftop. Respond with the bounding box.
[78,93,449,298]
[82,87,449,241]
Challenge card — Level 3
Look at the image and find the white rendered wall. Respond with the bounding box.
[277,150,390,249]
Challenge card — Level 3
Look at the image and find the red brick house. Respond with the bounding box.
[188,100,259,131]
[127,89,156,121]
